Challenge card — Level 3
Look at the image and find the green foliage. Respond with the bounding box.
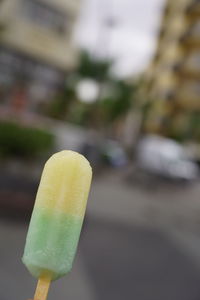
[67,102,92,126]
[47,86,75,120]
[47,95,68,120]
[45,50,138,128]
[0,121,54,158]
[100,80,133,123]
[77,51,111,81]
[67,80,134,127]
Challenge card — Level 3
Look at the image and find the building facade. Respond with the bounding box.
[144,0,200,142]
[0,0,80,111]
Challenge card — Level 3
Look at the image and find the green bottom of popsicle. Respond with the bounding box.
[22,208,83,280]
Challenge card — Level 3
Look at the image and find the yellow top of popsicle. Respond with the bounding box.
[34,150,92,217]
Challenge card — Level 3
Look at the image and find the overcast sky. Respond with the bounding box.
[75,0,166,78]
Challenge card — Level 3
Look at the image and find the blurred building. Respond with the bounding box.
[0,0,80,111]
[144,0,200,142]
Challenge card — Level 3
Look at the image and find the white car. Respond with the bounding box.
[136,135,199,181]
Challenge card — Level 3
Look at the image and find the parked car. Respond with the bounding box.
[102,140,128,167]
[136,135,199,181]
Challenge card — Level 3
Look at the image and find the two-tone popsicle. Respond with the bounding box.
[22,150,92,300]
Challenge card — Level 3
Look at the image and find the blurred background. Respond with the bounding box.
[1,0,200,299]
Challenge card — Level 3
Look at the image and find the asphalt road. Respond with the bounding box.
[82,216,200,300]
[1,169,200,300]
[1,215,200,300]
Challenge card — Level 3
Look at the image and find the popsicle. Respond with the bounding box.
[22,150,92,300]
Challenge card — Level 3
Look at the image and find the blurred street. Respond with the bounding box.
[1,169,200,300]
[1,0,200,299]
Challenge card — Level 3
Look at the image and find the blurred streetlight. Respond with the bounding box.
[76,78,100,103]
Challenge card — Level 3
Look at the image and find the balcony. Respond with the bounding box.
[184,55,200,73]
[174,52,200,78]
[172,62,182,73]
[186,0,200,17]
[154,89,175,104]
[175,80,200,110]
[180,21,200,47]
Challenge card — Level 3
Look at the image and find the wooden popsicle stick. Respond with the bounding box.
[34,276,51,300]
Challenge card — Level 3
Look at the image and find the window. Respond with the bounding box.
[22,0,67,34]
